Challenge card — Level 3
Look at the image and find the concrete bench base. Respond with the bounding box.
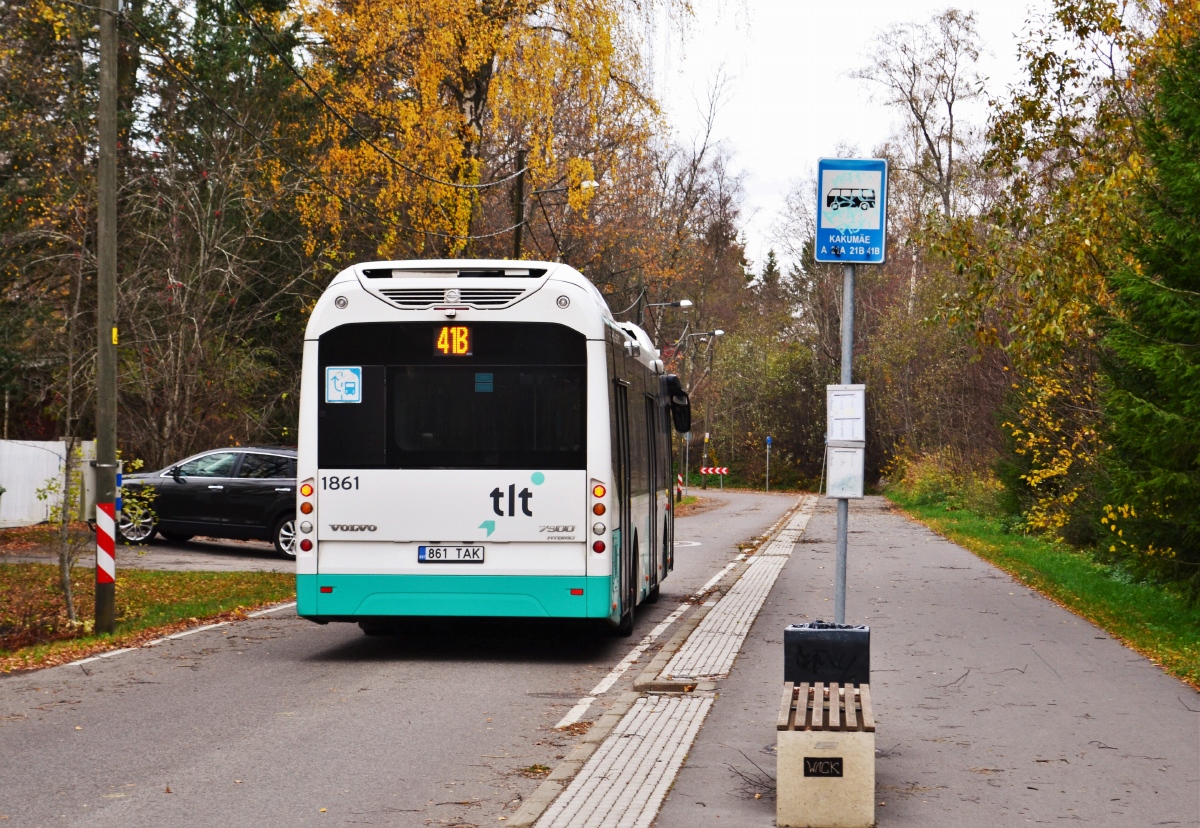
[777,682,875,828]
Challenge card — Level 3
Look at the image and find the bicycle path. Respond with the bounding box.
[654,496,1199,827]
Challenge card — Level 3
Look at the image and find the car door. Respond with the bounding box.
[224,453,295,536]
[155,451,239,533]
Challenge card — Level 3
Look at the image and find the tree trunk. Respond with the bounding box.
[58,437,78,624]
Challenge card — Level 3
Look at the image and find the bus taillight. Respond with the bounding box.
[299,479,315,542]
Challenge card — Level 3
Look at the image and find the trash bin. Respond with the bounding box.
[784,621,870,685]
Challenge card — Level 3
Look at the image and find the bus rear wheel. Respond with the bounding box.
[612,536,638,636]
[613,606,634,637]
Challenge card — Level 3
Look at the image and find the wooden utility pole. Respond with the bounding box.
[512,150,527,259]
[94,0,119,634]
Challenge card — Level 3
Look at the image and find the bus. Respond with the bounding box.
[295,259,691,635]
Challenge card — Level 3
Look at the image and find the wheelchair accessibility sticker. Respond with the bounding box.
[326,367,362,403]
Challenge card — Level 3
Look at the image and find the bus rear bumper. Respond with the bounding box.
[297,573,615,620]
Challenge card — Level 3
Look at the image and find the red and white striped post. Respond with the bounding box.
[95,501,116,592]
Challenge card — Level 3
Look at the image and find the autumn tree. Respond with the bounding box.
[1100,12,1200,589]
[291,0,676,266]
[853,8,985,217]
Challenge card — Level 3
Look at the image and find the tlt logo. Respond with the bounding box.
[490,484,533,517]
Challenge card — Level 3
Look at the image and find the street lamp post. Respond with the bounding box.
[635,298,694,494]
[677,329,724,489]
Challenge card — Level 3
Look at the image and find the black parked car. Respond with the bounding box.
[118,447,298,558]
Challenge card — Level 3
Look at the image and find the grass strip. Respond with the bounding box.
[1,564,295,673]
[886,489,1200,688]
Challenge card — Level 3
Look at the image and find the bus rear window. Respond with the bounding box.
[392,366,583,468]
[318,322,587,469]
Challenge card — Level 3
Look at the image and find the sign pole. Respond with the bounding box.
[766,436,772,492]
[834,263,855,624]
[815,156,885,626]
[94,0,119,635]
[683,433,690,498]
[512,149,527,259]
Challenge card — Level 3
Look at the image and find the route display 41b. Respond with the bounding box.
[814,158,888,264]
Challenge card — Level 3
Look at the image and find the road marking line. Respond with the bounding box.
[64,602,295,667]
[99,647,137,658]
[247,601,297,617]
[555,604,689,729]
[537,695,713,828]
[164,622,228,640]
[695,561,737,596]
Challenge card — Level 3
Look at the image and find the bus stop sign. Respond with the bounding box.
[815,158,888,264]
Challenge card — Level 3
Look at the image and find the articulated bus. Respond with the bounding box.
[295,260,691,635]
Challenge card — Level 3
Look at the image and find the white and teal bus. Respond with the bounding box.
[295,260,691,635]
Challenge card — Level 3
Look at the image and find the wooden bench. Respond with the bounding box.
[776,682,876,828]
[777,682,875,734]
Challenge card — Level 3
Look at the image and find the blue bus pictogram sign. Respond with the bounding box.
[815,158,888,265]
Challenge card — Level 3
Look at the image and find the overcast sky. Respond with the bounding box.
[652,0,1042,273]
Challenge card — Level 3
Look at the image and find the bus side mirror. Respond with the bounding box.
[664,375,691,433]
[671,396,691,433]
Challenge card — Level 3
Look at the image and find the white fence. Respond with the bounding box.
[0,440,97,528]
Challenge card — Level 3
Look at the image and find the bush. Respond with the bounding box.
[891,449,1006,518]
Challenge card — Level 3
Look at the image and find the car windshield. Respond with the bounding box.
[176,452,238,478]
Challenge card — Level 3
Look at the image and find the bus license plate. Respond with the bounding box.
[418,545,485,563]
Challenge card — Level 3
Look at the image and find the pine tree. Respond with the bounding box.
[1101,30,1200,590]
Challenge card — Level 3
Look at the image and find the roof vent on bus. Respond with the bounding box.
[377,286,529,309]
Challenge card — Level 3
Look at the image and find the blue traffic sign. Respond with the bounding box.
[766,436,772,446]
[815,158,888,264]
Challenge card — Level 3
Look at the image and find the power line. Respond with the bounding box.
[229,0,527,192]
[121,13,523,242]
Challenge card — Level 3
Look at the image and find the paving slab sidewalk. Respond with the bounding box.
[654,496,1200,827]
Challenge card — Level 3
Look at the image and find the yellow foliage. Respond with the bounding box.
[1002,362,1103,533]
[290,0,660,262]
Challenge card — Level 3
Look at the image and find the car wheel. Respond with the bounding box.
[273,516,297,558]
[160,531,194,544]
[117,510,157,545]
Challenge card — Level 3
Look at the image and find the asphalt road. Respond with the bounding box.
[0,491,797,827]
